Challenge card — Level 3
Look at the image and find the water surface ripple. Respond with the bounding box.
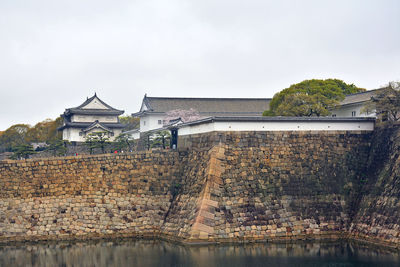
[0,240,399,267]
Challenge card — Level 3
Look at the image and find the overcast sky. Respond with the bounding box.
[0,0,399,130]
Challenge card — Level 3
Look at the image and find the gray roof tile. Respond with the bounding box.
[143,96,271,114]
[340,89,381,106]
[63,94,124,116]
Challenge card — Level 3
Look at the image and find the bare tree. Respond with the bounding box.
[373,82,400,122]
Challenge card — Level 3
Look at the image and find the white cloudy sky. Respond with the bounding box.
[0,0,399,130]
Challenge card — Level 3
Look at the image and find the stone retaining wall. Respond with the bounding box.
[170,131,372,243]
[350,126,400,247]
[1,129,399,249]
[0,151,182,242]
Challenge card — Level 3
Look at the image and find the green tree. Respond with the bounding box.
[151,131,171,149]
[119,116,139,131]
[372,82,400,122]
[263,79,365,117]
[142,132,153,151]
[0,124,30,152]
[46,139,68,156]
[11,144,36,160]
[112,133,135,152]
[85,132,110,154]
[26,117,63,143]
[0,117,63,153]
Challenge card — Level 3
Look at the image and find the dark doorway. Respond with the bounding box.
[171,128,178,149]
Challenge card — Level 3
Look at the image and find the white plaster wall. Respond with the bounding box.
[112,129,123,141]
[62,129,69,141]
[81,97,109,109]
[62,128,122,142]
[71,115,118,123]
[331,103,376,117]
[178,120,374,136]
[177,123,215,136]
[129,131,141,140]
[62,128,84,142]
[85,128,122,141]
[140,114,164,132]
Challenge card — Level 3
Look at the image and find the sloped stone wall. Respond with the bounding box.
[350,125,400,247]
[171,131,372,243]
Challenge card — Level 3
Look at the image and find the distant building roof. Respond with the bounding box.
[133,95,271,116]
[62,93,124,117]
[340,89,381,106]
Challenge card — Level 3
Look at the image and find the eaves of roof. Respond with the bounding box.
[336,100,370,108]
[131,110,165,117]
[82,121,112,133]
[57,122,126,131]
[64,109,124,116]
[123,128,140,134]
[143,95,153,111]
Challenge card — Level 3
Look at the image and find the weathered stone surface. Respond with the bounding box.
[349,126,400,247]
[0,129,399,249]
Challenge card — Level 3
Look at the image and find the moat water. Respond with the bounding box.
[0,239,399,267]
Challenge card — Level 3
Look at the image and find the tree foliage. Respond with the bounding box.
[26,117,63,143]
[263,79,365,117]
[112,133,135,152]
[46,139,68,156]
[119,116,139,131]
[141,132,153,151]
[0,117,63,153]
[372,82,400,122]
[84,131,110,154]
[151,131,171,149]
[0,124,30,152]
[10,144,36,160]
[140,130,171,150]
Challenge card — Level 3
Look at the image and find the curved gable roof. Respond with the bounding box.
[83,120,112,133]
[63,93,124,116]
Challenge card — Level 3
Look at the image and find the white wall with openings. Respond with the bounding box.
[177,120,375,136]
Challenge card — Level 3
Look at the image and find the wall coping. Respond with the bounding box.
[177,116,376,127]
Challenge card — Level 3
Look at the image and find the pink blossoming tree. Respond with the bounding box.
[163,108,202,125]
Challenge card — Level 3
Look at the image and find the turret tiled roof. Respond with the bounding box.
[63,94,124,117]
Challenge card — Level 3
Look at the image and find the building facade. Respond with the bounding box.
[331,89,379,117]
[132,94,271,134]
[132,90,379,136]
[58,94,125,142]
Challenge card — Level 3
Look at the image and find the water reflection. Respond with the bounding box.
[0,239,399,267]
